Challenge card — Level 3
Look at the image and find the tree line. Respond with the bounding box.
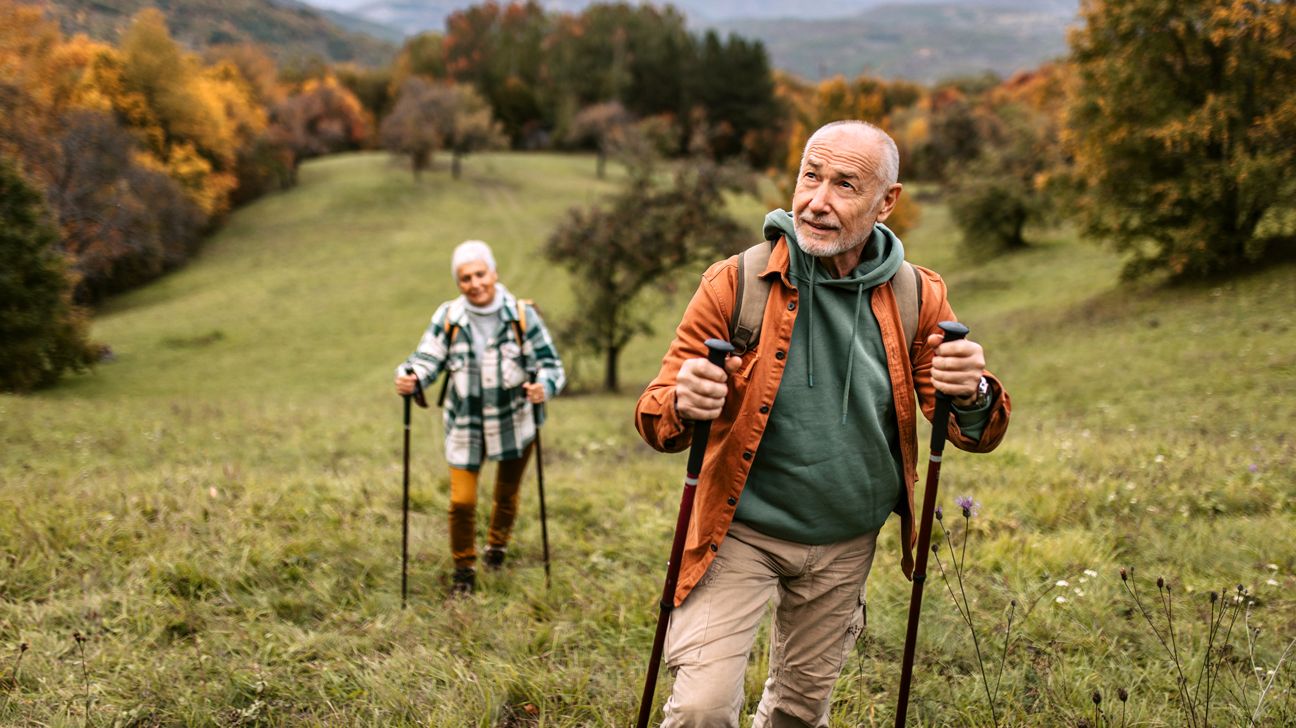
[3,0,1292,391]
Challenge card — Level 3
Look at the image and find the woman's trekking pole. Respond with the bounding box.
[636,338,734,728]
[894,321,969,725]
[528,371,552,590]
[401,367,427,609]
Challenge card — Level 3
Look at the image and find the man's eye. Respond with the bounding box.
[840,181,854,190]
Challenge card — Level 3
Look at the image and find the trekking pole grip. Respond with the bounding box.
[685,339,736,474]
[404,366,427,409]
[933,321,969,403]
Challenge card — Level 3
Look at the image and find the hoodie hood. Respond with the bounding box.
[761,209,905,420]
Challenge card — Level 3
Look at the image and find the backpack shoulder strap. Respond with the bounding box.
[437,322,460,408]
[892,261,921,353]
[730,241,775,355]
[512,298,532,346]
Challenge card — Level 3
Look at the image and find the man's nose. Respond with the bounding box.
[807,184,831,213]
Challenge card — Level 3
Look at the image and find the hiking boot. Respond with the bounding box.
[483,546,507,570]
[450,567,475,596]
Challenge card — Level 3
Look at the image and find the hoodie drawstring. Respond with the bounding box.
[841,283,865,424]
[806,262,816,388]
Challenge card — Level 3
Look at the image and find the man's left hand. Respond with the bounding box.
[523,382,547,404]
[927,332,985,407]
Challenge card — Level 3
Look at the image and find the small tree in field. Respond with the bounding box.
[1068,0,1296,278]
[567,101,631,179]
[0,156,95,392]
[380,79,505,180]
[947,105,1059,254]
[545,159,749,391]
[380,77,441,179]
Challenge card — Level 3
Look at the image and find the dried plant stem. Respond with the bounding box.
[74,633,90,725]
[1121,577,1197,727]
[1249,637,1296,727]
[934,520,999,728]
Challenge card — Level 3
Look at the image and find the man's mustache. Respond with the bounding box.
[798,214,840,230]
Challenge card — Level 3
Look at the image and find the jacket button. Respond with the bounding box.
[710,543,718,552]
[727,497,737,506]
[759,405,770,414]
[742,451,753,460]
[775,350,785,360]
[787,301,796,311]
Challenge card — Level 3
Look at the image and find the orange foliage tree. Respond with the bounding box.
[1068,0,1296,278]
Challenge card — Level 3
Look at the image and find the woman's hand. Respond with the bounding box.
[522,382,546,404]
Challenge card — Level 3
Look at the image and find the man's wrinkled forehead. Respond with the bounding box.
[801,129,880,178]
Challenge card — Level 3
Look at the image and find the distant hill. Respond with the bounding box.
[34,0,397,68]
[296,0,1076,83]
[716,1,1077,83]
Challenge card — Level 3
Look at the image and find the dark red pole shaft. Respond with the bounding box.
[636,339,734,728]
[529,372,552,590]
[895,322,968,726]
[401,392,412,609]
[401,367,426,609]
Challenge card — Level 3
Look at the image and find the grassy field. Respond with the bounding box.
[1,151,1293,726]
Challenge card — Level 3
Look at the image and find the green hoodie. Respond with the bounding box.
[733,210,909,544]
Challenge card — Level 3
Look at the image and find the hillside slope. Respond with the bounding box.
[36,0,396,67]
[1,152,1292,725]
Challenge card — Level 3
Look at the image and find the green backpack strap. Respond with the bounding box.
[730,241,775,355]
[730,240,922,357]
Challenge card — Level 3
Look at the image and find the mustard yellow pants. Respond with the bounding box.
[447,442,533,568]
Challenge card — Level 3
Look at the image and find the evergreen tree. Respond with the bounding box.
[0,155,96,392]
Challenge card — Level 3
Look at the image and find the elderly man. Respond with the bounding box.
[634,120,1011,726]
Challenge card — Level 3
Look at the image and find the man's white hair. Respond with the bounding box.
[450,240,496,278]
[802,120,900,193]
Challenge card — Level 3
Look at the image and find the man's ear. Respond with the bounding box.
[874,183,903,223]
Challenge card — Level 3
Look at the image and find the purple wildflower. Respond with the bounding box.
[1249,464,1259,473]
[955,495,979,518]
[935,505,944,521]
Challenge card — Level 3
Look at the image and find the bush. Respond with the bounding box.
[0,155,96,391]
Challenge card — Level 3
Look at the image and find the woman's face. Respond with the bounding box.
[456,259,498,307]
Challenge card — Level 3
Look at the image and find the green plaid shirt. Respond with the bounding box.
[398,291,565,470]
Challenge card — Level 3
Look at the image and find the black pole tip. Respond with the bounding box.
[937,321,969,341]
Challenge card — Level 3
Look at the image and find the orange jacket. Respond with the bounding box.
[635,237,1011,606]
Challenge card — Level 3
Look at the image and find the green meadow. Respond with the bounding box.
[2,151,1293,726]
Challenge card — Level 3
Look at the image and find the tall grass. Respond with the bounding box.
[1,152,1292,726]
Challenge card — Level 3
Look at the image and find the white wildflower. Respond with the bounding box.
[1055,596,1068,604]
[1084,569,1099,578]
[1267,579,1279,587]
[1056,579,1070,587]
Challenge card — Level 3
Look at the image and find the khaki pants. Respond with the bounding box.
[661,520,879,728]
[447,442,533,568]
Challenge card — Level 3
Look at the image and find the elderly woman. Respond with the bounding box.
[395,240,565,595]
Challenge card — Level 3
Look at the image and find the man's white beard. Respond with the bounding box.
[794,218,864,257]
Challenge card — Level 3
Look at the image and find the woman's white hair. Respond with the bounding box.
[450,240,496,279]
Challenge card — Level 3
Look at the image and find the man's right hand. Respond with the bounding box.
[674,355,742,421]
[395,372,418,396]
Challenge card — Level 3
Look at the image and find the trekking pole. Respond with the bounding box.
[528,370,552,590]
[636,338,735,728]
[401,366,427,609]
[894,321,969,726]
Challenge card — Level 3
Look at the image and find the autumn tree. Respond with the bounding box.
[567,101,631,179]
[379,77,442,178]
[269,75,369,176]
[545,158,750,391]
[1068,0,1296,278]
[0,155,95,391]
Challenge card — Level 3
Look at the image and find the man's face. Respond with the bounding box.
[791,128,896,258]
[456,259,498,306]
